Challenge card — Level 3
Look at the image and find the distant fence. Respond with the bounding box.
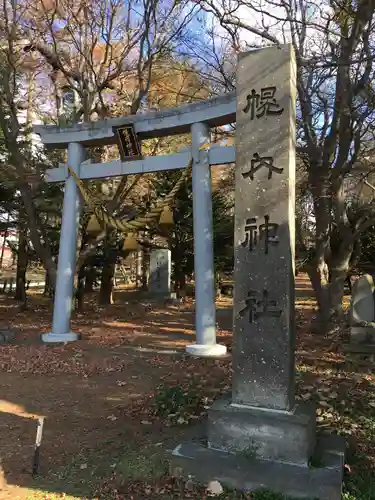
[0,274,137,294]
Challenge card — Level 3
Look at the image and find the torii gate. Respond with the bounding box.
[34,92,236,356]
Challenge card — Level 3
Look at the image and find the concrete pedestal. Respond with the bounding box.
[171,395,345,499]
[350,324,375,344]
[41,331,81,343]
[343,342,375,362]
[208,397,316,466]
[171,435,345,500]
[185,343,228,358]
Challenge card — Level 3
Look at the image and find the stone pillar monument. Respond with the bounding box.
[232,45,297,411]
[172,44,345,500]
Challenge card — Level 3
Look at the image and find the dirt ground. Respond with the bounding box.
[0,275,373,500]
[0,285,233,500]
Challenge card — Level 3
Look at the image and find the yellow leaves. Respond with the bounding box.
[316,406,337,427]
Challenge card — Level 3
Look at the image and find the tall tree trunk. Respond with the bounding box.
[329,263,350,318]
[0,231,7,269]
[99,259,116,305]
[308,172,331,327]
[85,266,96,292]
[172,243,186,298]
[175,267,186,297]
[99,232,117,305]
[43,270,53,296]
[326,175,356,319]
[0,213,10,269]
[5,74,58,288]
[15,222,28,307]
[327,228,354,318]
[141,248,149,290]
[76,264,86,311]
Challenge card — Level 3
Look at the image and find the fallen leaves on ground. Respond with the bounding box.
[95,476,264,499]
[0,276,374,500]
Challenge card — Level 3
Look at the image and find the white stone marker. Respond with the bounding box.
[149,249,171,295]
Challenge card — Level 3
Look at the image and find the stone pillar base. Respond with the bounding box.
[185,343,227,357]
[171,435,345,500]
[208,397,316,466]
[171,396,345,499]
[343,343,375,362]
[350,325,375,344]
[41,332,81,343]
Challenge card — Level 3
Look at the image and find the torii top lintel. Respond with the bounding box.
[33,92,236,149]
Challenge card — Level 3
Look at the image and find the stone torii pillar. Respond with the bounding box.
[42,143,85,343]
[185,122,227,357]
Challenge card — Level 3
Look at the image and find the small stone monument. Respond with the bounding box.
[350,274,375,343]
[171,44,345,500]
[148,248,171,295]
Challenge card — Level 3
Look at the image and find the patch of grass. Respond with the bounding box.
[152,383,202,424]
[343,471,375,500]
[115,446,168,481]
[236,443,258,461]
[27,440,136,499]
